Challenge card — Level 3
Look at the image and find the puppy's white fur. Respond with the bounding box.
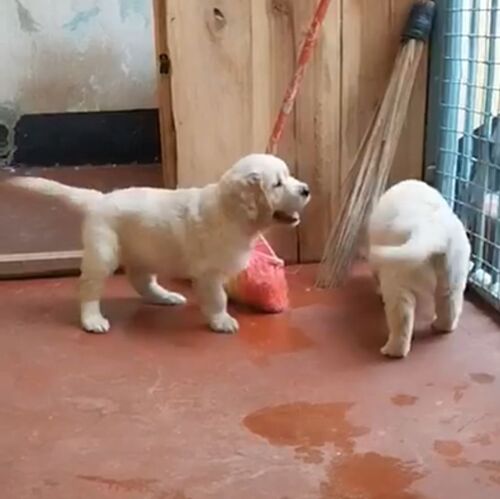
[368,180,470,358]
[8,154,310,334]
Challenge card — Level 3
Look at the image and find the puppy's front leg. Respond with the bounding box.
[194,274,239,334]
[80,273,110,333]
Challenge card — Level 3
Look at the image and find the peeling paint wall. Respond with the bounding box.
[0,105,19,164]
[0,0,156,115]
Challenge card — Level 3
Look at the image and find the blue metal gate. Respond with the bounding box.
[426,0,500,310]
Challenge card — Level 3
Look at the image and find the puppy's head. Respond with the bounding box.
[219,154,310,229]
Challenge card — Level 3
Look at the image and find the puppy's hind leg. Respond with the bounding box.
[80,222,119,333]
[380,290,416,358]
[433,287,464,333]
[433,255,468,333]
[127,268,186,305]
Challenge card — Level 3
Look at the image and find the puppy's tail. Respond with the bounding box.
[370,229,444,267]
[6,177,103,211]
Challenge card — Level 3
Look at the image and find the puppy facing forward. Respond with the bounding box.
[368,180,470,358]
[8,154,310,334]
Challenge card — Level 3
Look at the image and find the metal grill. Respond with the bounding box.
[427,0,500,310]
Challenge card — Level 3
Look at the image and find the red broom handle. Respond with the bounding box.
[266,0,332,155]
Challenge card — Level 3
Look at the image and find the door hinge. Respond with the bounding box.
[159,53,171,75]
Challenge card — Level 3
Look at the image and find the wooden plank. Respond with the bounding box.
[390,1,429,184]
[164,0,300,262]
[340,0,427,191]
[250,0,272,152]
[153,0,177,188]
[391,48,428,184]
[166,0,255,187]
[340,0,394,191]
[262,0,300,263]
[0,165,163,277]
[0,250,82,279]
[0,250,82,263]
[294,0,341,262]
[161,0,428,264]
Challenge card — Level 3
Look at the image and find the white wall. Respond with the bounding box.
[0,0,156,114]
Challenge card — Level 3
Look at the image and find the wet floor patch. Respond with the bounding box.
[433,440,464,458]
[391,394,419,407]
[470,373,495,385]
[320,452,425,499]
[243,402,427,497]
[243,402,369,455]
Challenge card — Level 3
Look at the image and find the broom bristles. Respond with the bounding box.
[317,39,425,288]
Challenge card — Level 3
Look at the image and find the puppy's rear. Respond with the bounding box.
[368,180,470,358]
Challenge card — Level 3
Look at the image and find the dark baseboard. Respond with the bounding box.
[11,109,161,167]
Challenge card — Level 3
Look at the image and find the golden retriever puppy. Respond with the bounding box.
[8,154,310,334]
[368,180,470,358]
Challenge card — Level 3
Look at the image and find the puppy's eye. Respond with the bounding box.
[273,180,283,188]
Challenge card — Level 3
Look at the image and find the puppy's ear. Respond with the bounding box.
[237,173,260,221]
[241,171,272,223]
[220,170,272,225]
[244,172,261,185]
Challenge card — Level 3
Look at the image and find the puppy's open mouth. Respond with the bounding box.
[273,210,300,226]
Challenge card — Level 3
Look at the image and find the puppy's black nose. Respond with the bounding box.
[300,185,310,197]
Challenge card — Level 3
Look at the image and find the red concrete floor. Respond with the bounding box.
[1,264,500,499]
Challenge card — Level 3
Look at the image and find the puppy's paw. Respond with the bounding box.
[82,314,110,334]
[431,318,457,334]
[209,313,239,334]
[149,291,187,306]
[380,341,410,359]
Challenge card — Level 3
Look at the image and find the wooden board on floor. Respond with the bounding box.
[0,251,82,279]
[0,165,163,277]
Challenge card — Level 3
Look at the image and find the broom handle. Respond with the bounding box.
[266,0,332,155]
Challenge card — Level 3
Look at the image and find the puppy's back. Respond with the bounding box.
[371,180,449,229]
[368,180,465,267]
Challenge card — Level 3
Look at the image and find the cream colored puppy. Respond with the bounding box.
[368,180,470,358]
[8,154,310,334]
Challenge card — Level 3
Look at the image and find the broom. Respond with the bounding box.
[316,0,435,288]
[226,0,332,312]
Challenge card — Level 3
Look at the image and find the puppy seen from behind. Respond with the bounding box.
[368,179,471,358]
[7,154,310,334]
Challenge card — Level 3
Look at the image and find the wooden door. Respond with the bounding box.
[154,0,427,264]
[154,0,343,264]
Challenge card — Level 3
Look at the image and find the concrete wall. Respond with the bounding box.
[0,0,156,115]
